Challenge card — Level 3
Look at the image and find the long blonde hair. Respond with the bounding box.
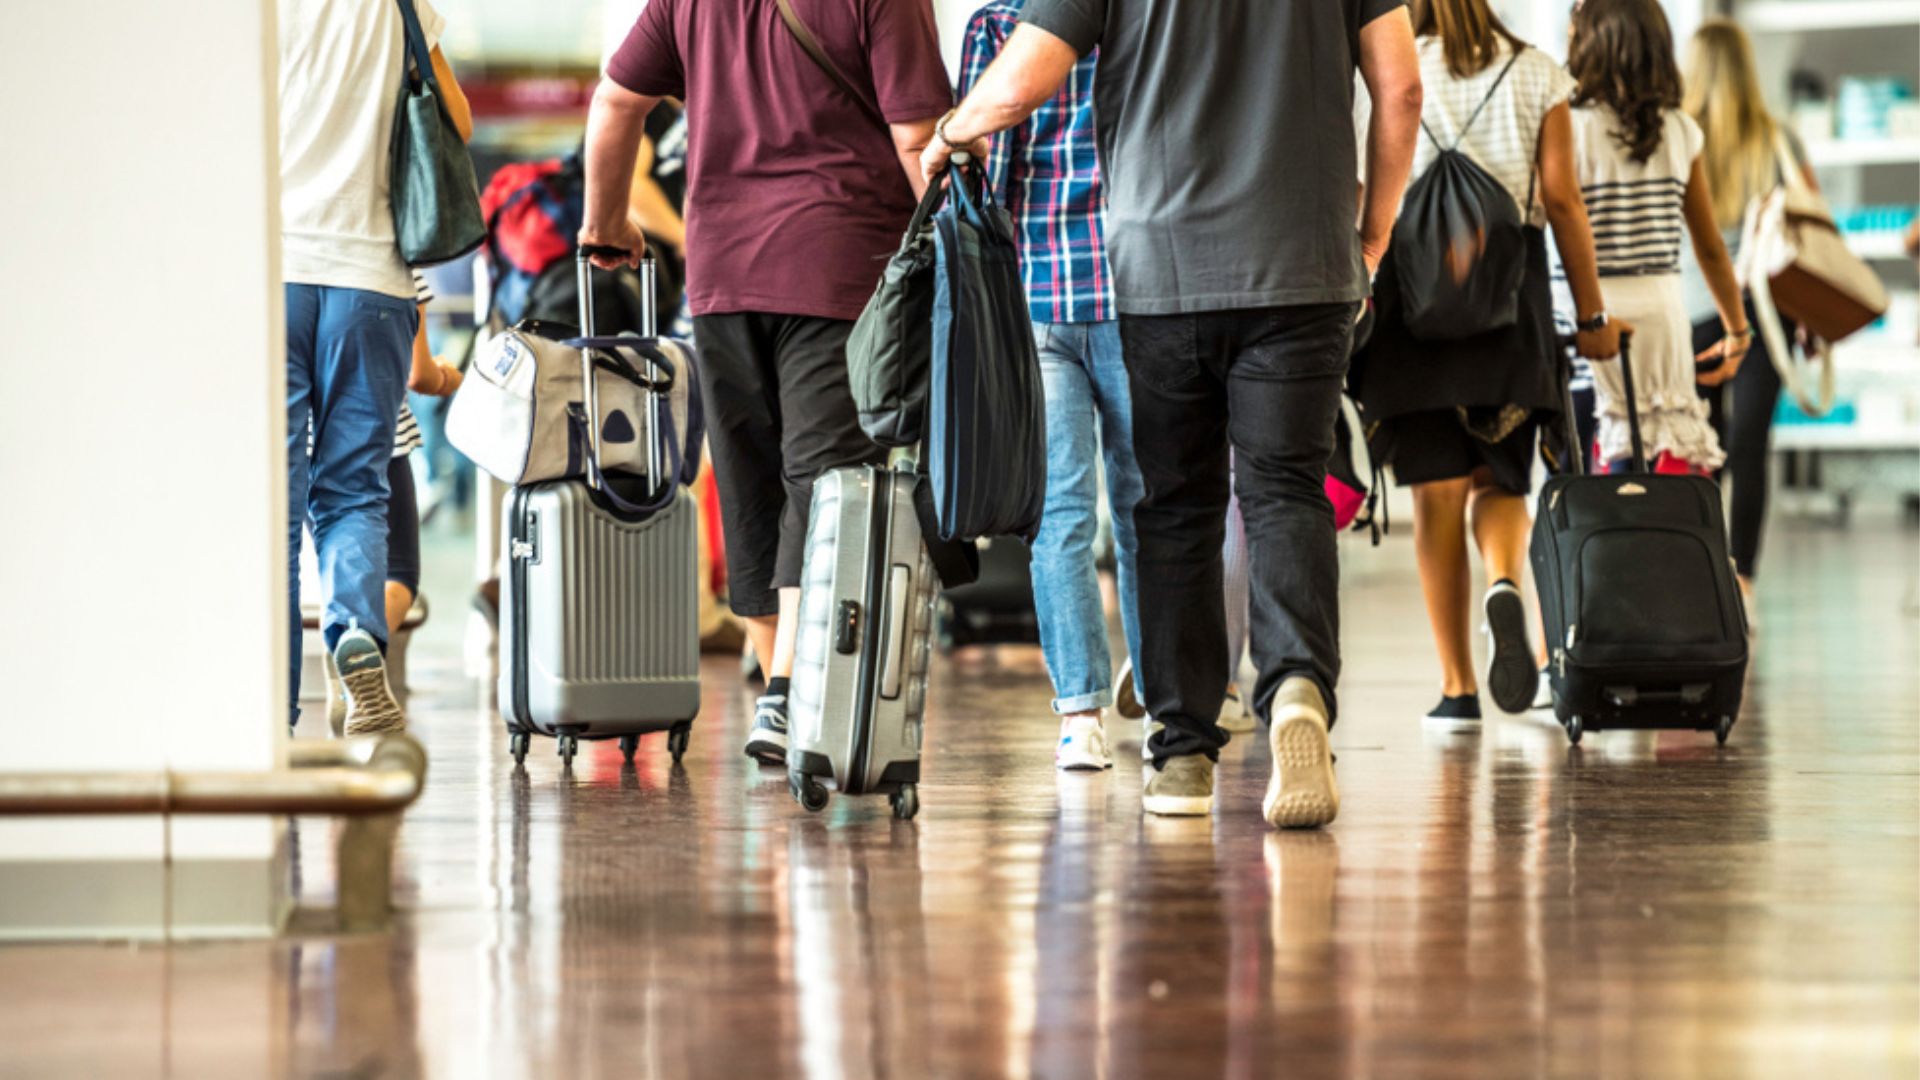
[1683,19,1779,229]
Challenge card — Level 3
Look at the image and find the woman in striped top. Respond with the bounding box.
[386,270,462,633]
[1566,0,1751,473]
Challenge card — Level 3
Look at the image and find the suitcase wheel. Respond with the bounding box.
[557,733,579,767]
[509,729,531,766]
[1565,715,1584,746]
[890,783,919,822]
[790,770,830,813]
[619,734,640,763]
[668,722,691,764]
[1715,715,1734,746]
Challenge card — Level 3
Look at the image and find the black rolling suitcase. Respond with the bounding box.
[1531,336,1748,745]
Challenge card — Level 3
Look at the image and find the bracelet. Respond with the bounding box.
[934,107,962,149]
[1728,326,1754,340]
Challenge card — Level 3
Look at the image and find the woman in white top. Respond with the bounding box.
[1351,0,1618,722]
[1565,0,1751,475]
[1681,19,1820,609]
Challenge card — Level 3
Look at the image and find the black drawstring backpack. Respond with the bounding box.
[1391,51,1529,342]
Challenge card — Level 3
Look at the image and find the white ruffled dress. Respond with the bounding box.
[1571,105,1726,471]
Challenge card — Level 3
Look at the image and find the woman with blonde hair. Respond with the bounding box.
[1351,0,1620,723]
[1682,18,1819,610]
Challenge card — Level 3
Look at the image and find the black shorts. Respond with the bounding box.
[693,312,885,617]
[1383,408,1538,495]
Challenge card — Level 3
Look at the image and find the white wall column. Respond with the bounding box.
[0,0,288,938]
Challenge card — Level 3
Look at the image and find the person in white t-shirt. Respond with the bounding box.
[279,0,469,736]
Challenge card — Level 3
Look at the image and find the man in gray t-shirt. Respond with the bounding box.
[923,0,1424,828]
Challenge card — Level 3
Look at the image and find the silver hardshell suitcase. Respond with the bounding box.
[788,465,937,820]
[499,250,701,768]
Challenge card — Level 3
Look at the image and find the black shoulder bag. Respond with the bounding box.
[389,0,488,266]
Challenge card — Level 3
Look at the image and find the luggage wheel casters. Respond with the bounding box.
[628,723,692,765]
[787,775,919,820]
[790,771,831,813]
[1562,714,1737,746]
[557,732,580,766]
[509,729,532,766]
[889,784,919,821]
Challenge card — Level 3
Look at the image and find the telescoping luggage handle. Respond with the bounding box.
[570,245,685,515]
[1557,332,1643,476]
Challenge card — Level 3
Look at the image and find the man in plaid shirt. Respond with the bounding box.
[959,2,1143,772]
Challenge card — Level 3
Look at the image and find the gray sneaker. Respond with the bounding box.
[1142,754,1215,817]
[334,628,406,737]
[1264,677,1338,829]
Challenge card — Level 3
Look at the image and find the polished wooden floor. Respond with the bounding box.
[2,515,1916,1078]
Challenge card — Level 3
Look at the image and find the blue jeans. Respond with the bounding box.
[1030,321,1144,715]
[286,284,415,717]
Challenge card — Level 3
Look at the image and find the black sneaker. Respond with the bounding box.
[1483,580,1538,714]
[743,693,789,766]
[1425,693,1483,724]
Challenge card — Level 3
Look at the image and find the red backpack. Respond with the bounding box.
[478,155,584,325]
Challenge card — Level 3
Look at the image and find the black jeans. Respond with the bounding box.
[1693,298,1785,579]
[693,312,887,617]
[1120,302,1358,761]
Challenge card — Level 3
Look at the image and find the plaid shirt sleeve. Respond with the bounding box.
[957,8,1018,209]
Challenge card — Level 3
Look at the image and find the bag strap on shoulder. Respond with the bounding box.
[1420,47,1524,152]
[774,0,890,132]
[394,0,438,95]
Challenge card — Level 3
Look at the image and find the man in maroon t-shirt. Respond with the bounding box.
[581,0,951,766]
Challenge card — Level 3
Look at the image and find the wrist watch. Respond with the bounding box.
[1575,311,1610,332]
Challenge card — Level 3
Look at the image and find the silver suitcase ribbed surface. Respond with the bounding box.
[500,481,701,748]
[788,466,936,818]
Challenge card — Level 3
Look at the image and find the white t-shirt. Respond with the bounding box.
[1571,106,1704,278]
[1411,38,1576,227]
[279,0,445,300]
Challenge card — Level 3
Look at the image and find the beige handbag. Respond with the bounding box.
[1739,133,1889,415]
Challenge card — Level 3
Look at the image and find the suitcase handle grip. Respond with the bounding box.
[574,252,667,502]
[879,565,910,700]
[1557,331,1642,474]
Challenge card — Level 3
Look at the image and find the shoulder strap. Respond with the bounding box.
[1450,48,1524,150]
[773,0,890,132]
[394,0,437,93]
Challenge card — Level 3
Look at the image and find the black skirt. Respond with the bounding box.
[1381,408,1540,494]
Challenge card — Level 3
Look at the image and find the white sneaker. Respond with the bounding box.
[1263,677,1339,829]
[1531,666,1554,711]
[1114,659,1146,719]
[322,651,347,738]
[1056,712,1114,771]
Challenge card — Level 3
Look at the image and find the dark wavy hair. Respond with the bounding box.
[1568,0,1682,163]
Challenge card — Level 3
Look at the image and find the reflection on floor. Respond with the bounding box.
[1,516,1916,1078]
